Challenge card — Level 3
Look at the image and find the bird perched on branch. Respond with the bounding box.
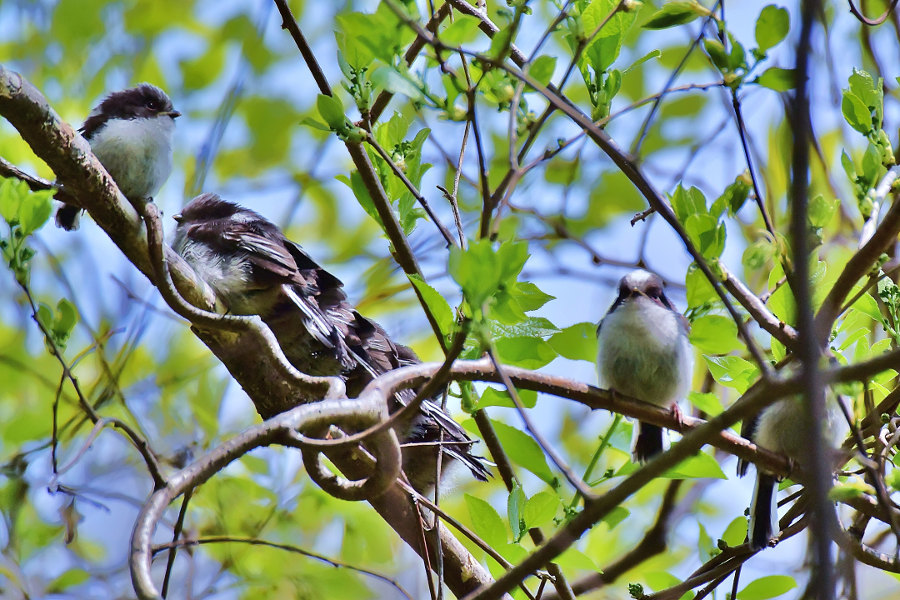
[171,192,491,492]
[738,391,840,550]
[56,83,180,230]
[596,269,693,463]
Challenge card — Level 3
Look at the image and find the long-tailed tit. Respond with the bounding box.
[56,84,179,230]
[738,392,840,550]
[172,193,491,491]
[596,269,693,463]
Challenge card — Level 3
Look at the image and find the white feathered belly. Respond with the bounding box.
[597,299,691,407]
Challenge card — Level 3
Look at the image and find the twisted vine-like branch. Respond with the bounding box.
[0,66,496,599]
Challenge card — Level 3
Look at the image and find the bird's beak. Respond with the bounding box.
[173,213,183,223]
[162,110,181,119]
[631,286,646,298]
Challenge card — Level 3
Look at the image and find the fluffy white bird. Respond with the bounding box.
[597,269,693,463]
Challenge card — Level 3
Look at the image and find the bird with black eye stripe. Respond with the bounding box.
[596,269,693,463]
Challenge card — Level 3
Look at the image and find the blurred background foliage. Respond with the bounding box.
[1,0,900,598]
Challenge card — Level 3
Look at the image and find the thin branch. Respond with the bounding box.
[631,3,721,156]
[363,131,457,247]
[368,3,450,124]
[848,0,899,26]
[0,156,53,191]
[153,536,415,600]
[486,347,595,499]
[814,161,900,341]
[789,2,835,598]
[160,488,192,599]
[381,15,773,374]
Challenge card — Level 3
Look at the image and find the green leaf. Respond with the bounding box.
[556,547,597,571]
[722,516,749,548]
[727,34,747,71]
[737,575,798,600]
[491,316,559,339]
[490,419,557,486]
[684,213,726,259]
[494,336,558,369]
[47,568,90,593]
[36,302,53,333]
[489,23,514,59]
[316,94,346,130]
[0,177,25,224]
[336,172,383,231]
[808,195,838,228]
[689,315,740,354]
[52,298,79,344]
[18,189,53,235]
[644,571,680,593]
[665,451,727,479]
[624,49,661,73]
[510,281,555,312]
[685,263,718,307]
[756,67,796,92]
[862,140,884,184]
[828,480,875,501]
[670,184,707,223]
[583,0,638,72]
[465,494,507,547]
[689,391,723,416]
[841,90,873,134]
[408,274,454,337]
[440,15,483,45]
[299,117,331,132]
[849,68,881,118]
[703,355,760,393]
[371,65,425,102]
[548,322,598,362]
[643,2,708,29]
[886,468,900,491]
[478,387,538,409]
[704,39,728,71]
[180,44,226,90]
[507,483,526,541]
[528,55,557,87]
[743,239,776,271]
[601,505,629,529]
[523,491,558,529]
[755,5,790,52]
[449,239,529,308]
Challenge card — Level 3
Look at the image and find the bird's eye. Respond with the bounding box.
[145,99,159,110]
[647,286,661,298]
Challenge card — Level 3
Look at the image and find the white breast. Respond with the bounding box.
[89,116,175,200]
[597,297,692,407]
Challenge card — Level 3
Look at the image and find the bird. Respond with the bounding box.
[56,83,180,230]
[596,269,693,463]
[738,392,839,550]
[171,192,491,492]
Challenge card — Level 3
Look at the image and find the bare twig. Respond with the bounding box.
[0,156,53,190]
[154,536,415,600]
[848,0,899,26]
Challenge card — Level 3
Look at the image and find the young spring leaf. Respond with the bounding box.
[755,5,790,52]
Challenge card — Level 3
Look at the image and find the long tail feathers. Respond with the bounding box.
[55,204,81,231]
[632,421,664,463]
[749,472,778,550]
[418,399,492,481]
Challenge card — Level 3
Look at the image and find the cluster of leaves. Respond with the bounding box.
[5,0,900,598]
[840,69,896,216]
[0,179,78,350]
